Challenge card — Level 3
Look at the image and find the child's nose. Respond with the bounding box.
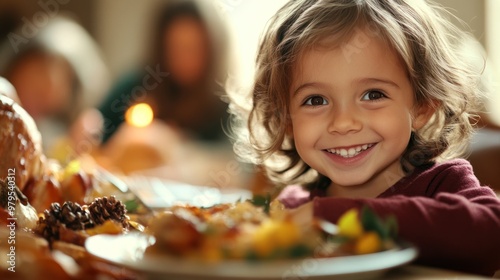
[327,107,363,135]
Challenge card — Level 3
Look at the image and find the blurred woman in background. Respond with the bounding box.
[96,0,252,189]
[99,0,230,144]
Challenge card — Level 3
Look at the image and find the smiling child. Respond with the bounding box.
[229,0,500,276]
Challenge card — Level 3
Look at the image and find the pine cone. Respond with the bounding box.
[36,201,94,243]
[88,196,129,229]
[61,201,94,230]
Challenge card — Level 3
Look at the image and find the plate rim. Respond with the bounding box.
[85,232,418,279]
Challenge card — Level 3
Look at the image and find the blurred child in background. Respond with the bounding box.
[0,15,109,162]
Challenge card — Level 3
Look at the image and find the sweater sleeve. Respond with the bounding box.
[312,164,500,276]
[277,185,311,209]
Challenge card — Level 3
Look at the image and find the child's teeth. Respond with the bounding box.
[327,144,373,158]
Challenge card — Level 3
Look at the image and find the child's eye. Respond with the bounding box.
[361,90,386,101]
[304,96,328,106]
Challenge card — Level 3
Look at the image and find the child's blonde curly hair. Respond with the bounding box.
[229,0,483,189]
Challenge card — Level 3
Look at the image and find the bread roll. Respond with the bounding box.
[0,94,44,191]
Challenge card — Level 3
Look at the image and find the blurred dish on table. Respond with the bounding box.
[124,175,252,209]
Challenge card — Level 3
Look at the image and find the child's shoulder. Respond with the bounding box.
[415,158,474,179]
[391,158,482,197]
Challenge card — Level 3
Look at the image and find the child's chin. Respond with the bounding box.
[331,177,369,188]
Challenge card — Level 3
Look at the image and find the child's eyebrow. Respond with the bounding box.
[356,78,400,89]
[292,82,327,96]
[292,78,400,96]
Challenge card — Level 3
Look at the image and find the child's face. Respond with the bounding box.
[289,28,429,195]
[8,53,73,121]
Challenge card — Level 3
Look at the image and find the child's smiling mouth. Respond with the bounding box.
[325,143,375,158]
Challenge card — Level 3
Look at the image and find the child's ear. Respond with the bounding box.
[412,103,436,130]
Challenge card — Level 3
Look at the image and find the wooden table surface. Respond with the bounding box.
[384,265,496,279]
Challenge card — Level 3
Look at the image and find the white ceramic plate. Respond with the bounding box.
[85,232,418,280]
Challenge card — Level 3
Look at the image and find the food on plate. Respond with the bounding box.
[319,207,398,256]
[0,93,135,214]
[0,92,144,217]
[0,226,139,280]
[36,196,130,246]
[0,227,73,280]
[0,82,142,279]
[0,94,45,191]
[145,201,320,261]
[60,171,93,206]
[144,200,399,262]
[23,171,64,214]
[0,93,75,214]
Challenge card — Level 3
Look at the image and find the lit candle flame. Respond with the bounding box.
[125,103,154,127]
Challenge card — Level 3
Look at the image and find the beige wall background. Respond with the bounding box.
[94,0,164,79]
[438,0,485,43]
[485,0,500,124]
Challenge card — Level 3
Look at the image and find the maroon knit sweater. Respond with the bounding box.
[278,159,500,276]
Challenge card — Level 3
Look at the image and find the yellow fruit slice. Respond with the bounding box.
[338,208,363,239]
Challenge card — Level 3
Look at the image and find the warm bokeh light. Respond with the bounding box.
[125,103,154,127]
